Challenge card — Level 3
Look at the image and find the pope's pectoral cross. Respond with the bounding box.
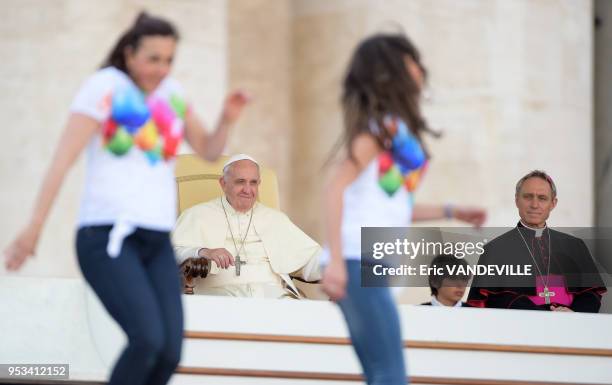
[235,255,247,276]
[539,286,556,305]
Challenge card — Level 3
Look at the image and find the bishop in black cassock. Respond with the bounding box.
[468,170,608,312]
[467,222,606,312]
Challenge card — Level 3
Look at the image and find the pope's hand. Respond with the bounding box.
[322,260,348,302]
[200,248,235,269]
[4,226,39,271]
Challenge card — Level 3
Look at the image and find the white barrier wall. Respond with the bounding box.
[2,277,611,385]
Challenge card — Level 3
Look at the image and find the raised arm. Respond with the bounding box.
[4,114,99,270]
[183,90,250,162]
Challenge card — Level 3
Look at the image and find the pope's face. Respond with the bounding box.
[220,160,260,212]
[515,177,557,228]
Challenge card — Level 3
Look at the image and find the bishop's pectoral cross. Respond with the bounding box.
[235,255,247,276]
[538,286,556,305]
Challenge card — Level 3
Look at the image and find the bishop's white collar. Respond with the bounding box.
[519,220,547,238]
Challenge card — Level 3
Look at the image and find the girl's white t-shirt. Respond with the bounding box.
[319,158,413,263]
[320,117,428,263]
[69,66,186,233]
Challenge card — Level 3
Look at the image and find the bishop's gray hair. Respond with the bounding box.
[515,170,557,199]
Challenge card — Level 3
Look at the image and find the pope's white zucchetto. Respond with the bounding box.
[222,154,259,173]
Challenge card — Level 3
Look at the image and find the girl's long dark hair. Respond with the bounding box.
[100,11,179,73]
[337,33,437,162]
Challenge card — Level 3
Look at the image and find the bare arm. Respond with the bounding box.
[413,203,487,227]
[183,111,228,162]
[4,113,99,270]
[184,91,249,162]
[322,134,380,300]
[412,204,448,221]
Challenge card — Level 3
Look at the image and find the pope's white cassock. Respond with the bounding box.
[172,197,321,298]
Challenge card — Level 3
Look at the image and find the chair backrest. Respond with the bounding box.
[175,154,280,216]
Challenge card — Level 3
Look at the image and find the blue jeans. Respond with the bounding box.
[337,260,407,385]
[76,226,183,385]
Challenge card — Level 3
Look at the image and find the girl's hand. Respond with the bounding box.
[221,90,251,125]
[452,206,487,227]
[322,260,348,301]
[4,226,39,271]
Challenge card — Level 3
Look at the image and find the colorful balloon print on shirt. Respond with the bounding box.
[101,85,186,164]
[106,126,133,156]
[134,120,159,151]
[170,94,188,120]
[111,86,151,130]
[377,117,428,196]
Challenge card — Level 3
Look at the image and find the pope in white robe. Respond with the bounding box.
[172,154,321,298]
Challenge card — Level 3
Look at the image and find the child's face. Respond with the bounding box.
[404,56,425,91]
[125,36,177,94]
[436,278,468,305]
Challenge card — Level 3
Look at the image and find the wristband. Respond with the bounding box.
[444,204,454,219]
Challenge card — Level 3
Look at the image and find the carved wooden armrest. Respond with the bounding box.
[179,258,210,295]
